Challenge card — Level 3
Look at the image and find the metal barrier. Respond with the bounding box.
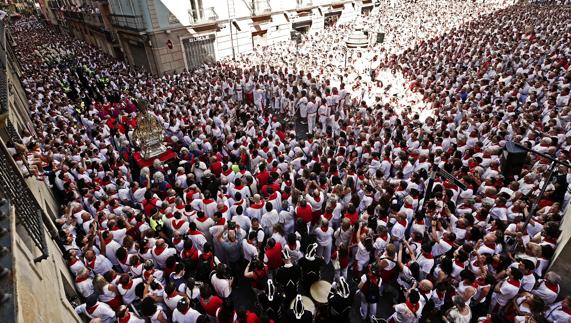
[0,143,49,262]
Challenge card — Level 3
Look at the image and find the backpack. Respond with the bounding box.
[419,291,435,322]
[361,272,380,303]
[196,253,214,282]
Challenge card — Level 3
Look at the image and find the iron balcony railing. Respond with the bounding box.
[63,10,83,21]
[0,20,8,115]
[110,14,146,31]
[0,139,49,262]
[188,7,218,25]
[83,12,104,27]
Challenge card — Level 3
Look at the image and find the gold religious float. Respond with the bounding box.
[132,101,167,160]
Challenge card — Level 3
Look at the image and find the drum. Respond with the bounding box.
[310,280,332,305]
[290,295,316,316]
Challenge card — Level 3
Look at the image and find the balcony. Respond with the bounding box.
[0,134,49,262]
[0,21,7,117]
[110,14,146,32]
[188,7,218,25]
[252,0,271,16]
[62,10,83,22]
[83,12,104,27]
[296,0,313,9]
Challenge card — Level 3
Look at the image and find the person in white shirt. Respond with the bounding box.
[75,268,95,298]
[75,294,116,323]
[151,239,177,269]
[388,290,422,323]
[242,231,259,262]
[531,271,560,305]
[116,305,146,323]
[163,282,185,311]
[261,203,280,237]
[172,297,201,323]
[314,219,334,264]
[84,250,113,276]
[491,268,524,313]
[232,205,251,232]
[117,275,143,305]
[211,264,233,298]
[546,296,571,323]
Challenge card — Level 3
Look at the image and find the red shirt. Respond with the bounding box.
[256,170,270,187]
[344,211,359,225]
[265,243,283,270]
[296,205,313,224]
[200,295,223,316]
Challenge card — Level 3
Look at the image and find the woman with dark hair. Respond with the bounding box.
[216,299,237,323]
[139,296,168,323]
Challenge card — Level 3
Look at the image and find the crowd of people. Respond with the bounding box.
[7,0,571,322]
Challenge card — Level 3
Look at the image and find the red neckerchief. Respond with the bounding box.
[251,202,264,209]
[216,218,226,226]
[269,192,278,200]
[167,290,178,299]
[203,199,214,205]
[507,279,520,288]
[403,203,413,209]
[122,280,134,290]
[545,281,559,293]
[86,304,99,314]
[85,257,96,269]
[119,313,131,323]
[172,219,186,230]
[397,219,407,227]
[173,237,182,245]
[422,252,433,259]
[188,229,203,236]
[219,205,228,213]
[68,257,78,266]
[154,245,166,256]
[196,216,209,223]
[405,300,420,313]
[75,275,89,283]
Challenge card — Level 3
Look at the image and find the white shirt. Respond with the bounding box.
[75,302,115,323]
[172,307,201,323]
[211,275,232,298]
[242,240,258,262]
[118,278,143,305]
[313,226,334,246]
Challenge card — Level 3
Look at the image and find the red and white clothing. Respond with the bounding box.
[532,280,559,305]
[117,278,143,305]
[85,254,113,275]
[492,278,521,308]
[172,306,201,323]
[75,302,115,323]
[151,245,177,269]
